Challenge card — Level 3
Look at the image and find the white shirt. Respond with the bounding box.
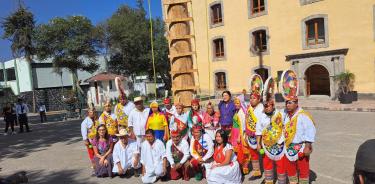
[256,109,280,136]
[114,102,135,116]
[162,106,176,115]
[282,108,316,143]
[165,139,190,166]
[253,103,264,121]
[140,139,166,170]
[81,117,94,140]
[112,140,140,173]
[39,105,46,112]
[128,108,150,136]
[190,133,214,162]
[16,103,29,116]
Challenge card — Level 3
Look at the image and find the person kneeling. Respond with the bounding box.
[112,129,141,178]
[141,129,167,183]
[166,130,191,181]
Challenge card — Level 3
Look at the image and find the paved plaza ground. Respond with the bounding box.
[0,110,374,184]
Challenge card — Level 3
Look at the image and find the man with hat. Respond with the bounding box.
[161,98,175,122]
[128,96,150,147]
[165,129,191,181]
[114,92,135,131]
[244,91,264,179]
[112,129,141,177]
[280,70,316,184]
[282,96,316,184]
[99,101,118,142]
[189,125,214,181]
[169,102,189,140]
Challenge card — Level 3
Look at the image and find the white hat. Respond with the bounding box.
[115,129,129,137]
[134,96,143,103]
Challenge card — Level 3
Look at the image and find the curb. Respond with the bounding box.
[276,105,375,112]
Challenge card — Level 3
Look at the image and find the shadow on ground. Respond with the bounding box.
[0,120,82,162]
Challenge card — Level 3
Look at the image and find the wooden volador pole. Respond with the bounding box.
[162,0,197,107]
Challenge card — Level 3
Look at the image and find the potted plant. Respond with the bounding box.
[274,76,284,102]
[334,71,355,104]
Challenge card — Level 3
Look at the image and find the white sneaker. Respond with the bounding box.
[11,132,16,135]
[3,133,8,136]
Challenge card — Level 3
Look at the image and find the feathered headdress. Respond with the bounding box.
[115,77,126,101]
[250,74,264,99]
[280,70,299,101]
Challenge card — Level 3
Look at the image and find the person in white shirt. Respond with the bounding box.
[128,96,150,147]
[244,92,264,179]
[141,129,167,183]
[112,129,141,177]
[282,97,316,184]
[38,102,47,123]
[169,103,189,140]
[189,125,214,181]
[165,129,190,181]
[81,107,98,170]
[161,98,176,122]
[16,98,30,133]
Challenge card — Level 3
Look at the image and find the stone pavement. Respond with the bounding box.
[0,110,374,184]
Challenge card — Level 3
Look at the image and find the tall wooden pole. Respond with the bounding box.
[162,0,197,107]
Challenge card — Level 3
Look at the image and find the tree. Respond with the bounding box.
[106,4,171,91]
[34,16,100,91]
[1,5,37,111]
[106,4,149,77]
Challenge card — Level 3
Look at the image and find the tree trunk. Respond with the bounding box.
[162,0,196,107]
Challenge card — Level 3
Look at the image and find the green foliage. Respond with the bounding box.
[334,71,355,94]
[34,16,99,73]
[1,6,35,61]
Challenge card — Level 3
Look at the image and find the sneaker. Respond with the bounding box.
[3,133,8,136]
[11,132,16,135]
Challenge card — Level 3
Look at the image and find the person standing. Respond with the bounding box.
[146,101,169,142]
[114,80,135,130]
[99,101,118,142]
[38,103,47,123]
[128,96,150,147]
[218,91,236,136]
[16,98,30,133]
[161,98,175,123]
[81,107,99,172]
[2,103,15,135]
[202,102,220,140]
[169,103,189,141]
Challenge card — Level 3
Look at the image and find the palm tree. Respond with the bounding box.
[1,5,37,112]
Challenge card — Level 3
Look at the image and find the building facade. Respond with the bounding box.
[184,0,375,98]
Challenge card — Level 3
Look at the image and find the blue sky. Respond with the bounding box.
[0,0,163,62]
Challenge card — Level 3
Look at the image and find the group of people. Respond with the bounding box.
[2,98,32,135]
[81,73,317,184]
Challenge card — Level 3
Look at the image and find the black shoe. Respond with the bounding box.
[133,169,140,177]
[26,130,32,133]
[18,131,24,133]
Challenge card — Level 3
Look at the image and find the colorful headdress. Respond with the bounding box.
[263,77,276,103]
[250,74,264,98]
[150,101,159,108]
[191,99,200,106]
[87,92,95,111]
[115,77,127,101]
[103,92,112,107]
[280,70,299,101]
[163,98,171,105]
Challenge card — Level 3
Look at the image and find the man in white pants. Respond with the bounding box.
[128,96,150,147]
[141,129,167,183]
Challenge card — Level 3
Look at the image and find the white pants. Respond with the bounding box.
[141,164,164,183]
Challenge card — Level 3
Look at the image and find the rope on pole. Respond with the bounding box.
[147,0,157,100]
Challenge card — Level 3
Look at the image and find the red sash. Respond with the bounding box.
[213,145,225,164]
[193,139,207,158]
[171,143,184,163]
[175,118,188,137]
